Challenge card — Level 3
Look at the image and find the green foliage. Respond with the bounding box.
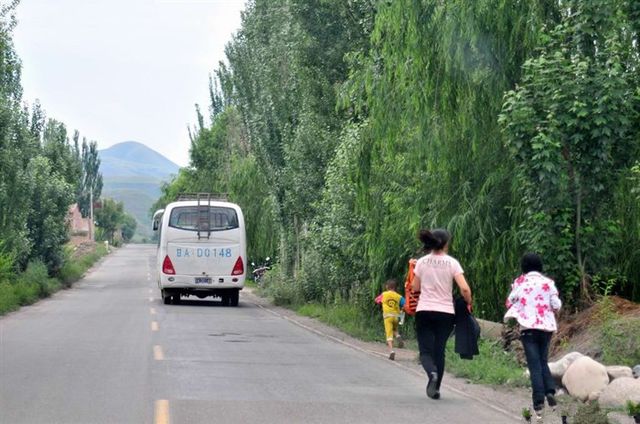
[94,198,135,244]
[627,401,640,417]
[445,339,529,387]
[338,0,561,319]
[13,280,38,305]
[25,156,74,272]
[20,260,58,297]
[262,264,302,306]
[296,302,381,342]
[573,402,609,424]
[0,243,109,316]
[95,198,124,243]
[58,261,83,288]
[0,282,18,315]
[120,213,137,242]
[76,136,103,218]
[0,242,15,282]
[160,0,640,325]
[590,296,640,366]
[0,6,101,275]
[600,316,640,366]
[500,0,640,303]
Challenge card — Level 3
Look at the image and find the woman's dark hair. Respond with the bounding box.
[521,252,543,274]
[418,228,450,251]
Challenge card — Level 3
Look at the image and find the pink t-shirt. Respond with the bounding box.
[413,253,464,314]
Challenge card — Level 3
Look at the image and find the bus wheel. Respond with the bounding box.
[229,289,239,307]
[162,290,170,304]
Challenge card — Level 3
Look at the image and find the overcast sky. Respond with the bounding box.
[13,0,246,166]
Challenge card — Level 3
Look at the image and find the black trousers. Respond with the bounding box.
[415,310,455,389]
[520,329,555,406]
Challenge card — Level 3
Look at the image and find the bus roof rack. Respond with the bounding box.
[176,193,229,202]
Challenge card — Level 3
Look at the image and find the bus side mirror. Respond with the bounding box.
[152,221,159,231]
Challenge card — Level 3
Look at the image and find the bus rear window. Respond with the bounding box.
[169,206,239,231]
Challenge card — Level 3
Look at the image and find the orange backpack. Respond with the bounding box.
[403,258,419,316]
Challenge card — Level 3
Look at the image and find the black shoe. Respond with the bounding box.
[546,393,557,408]
[426,372,439,399]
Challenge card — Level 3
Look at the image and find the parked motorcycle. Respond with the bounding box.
[251,257,272,286]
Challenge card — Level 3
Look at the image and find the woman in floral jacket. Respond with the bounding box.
[504,253,562,416]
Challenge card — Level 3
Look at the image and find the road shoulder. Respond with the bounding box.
[243,288,530,421]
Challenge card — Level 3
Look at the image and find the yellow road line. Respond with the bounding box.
[151,321,159,331]
[150,307,156,315]
[154,399,170,424]
[153,345,164,361]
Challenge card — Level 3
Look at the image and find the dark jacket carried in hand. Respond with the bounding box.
[454,297,480,360]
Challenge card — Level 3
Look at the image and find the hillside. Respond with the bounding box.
[99,141,180,179]
[99,142,180,240]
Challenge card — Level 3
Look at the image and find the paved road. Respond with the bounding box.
[0,245,516,423]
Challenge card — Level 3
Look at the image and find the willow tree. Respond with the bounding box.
[341,0,560,319]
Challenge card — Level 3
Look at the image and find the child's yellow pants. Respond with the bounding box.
[383,316,399,341]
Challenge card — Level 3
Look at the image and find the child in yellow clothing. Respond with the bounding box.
[375,279,406,360]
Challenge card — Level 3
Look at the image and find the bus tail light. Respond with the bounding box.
[231,257,244,275]
[163,255,176,275]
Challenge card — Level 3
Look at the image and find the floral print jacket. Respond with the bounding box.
[503,271,562,332]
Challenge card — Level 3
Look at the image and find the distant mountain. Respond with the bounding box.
[99,142,180,241]
[99,141,180,179]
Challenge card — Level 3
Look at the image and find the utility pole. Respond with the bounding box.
[89,187,94,241]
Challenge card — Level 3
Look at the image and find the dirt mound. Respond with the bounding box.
[550,296,640,360]
[500,296,640,365]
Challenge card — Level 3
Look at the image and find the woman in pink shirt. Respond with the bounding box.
[411,229,472,400]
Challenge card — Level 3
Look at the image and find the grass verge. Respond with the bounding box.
[296,302,381,342]
[0,243,109,316]
[445,338,529,387]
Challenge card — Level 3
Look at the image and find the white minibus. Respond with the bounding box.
[153,194,246,306]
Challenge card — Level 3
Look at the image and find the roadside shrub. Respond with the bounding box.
[0,283,18,314]
[264,265,302,306]
[600,316,640,366]
[58,261,83,287]
[13,281,39,305]
[445,338,529,387]
[0,240,15,282]
[20,260,53,297]
[296,251,325,302]
[79,243,108,269]
[296,301,382,342]
[0,250,15,283]
[572,402,609,424]
[0,243,109,317]
[57,243,107,287]
[593,296,640,366]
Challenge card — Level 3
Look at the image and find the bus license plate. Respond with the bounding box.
[195,277,212,284]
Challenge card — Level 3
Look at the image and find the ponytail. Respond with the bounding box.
[418,228,450,252]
